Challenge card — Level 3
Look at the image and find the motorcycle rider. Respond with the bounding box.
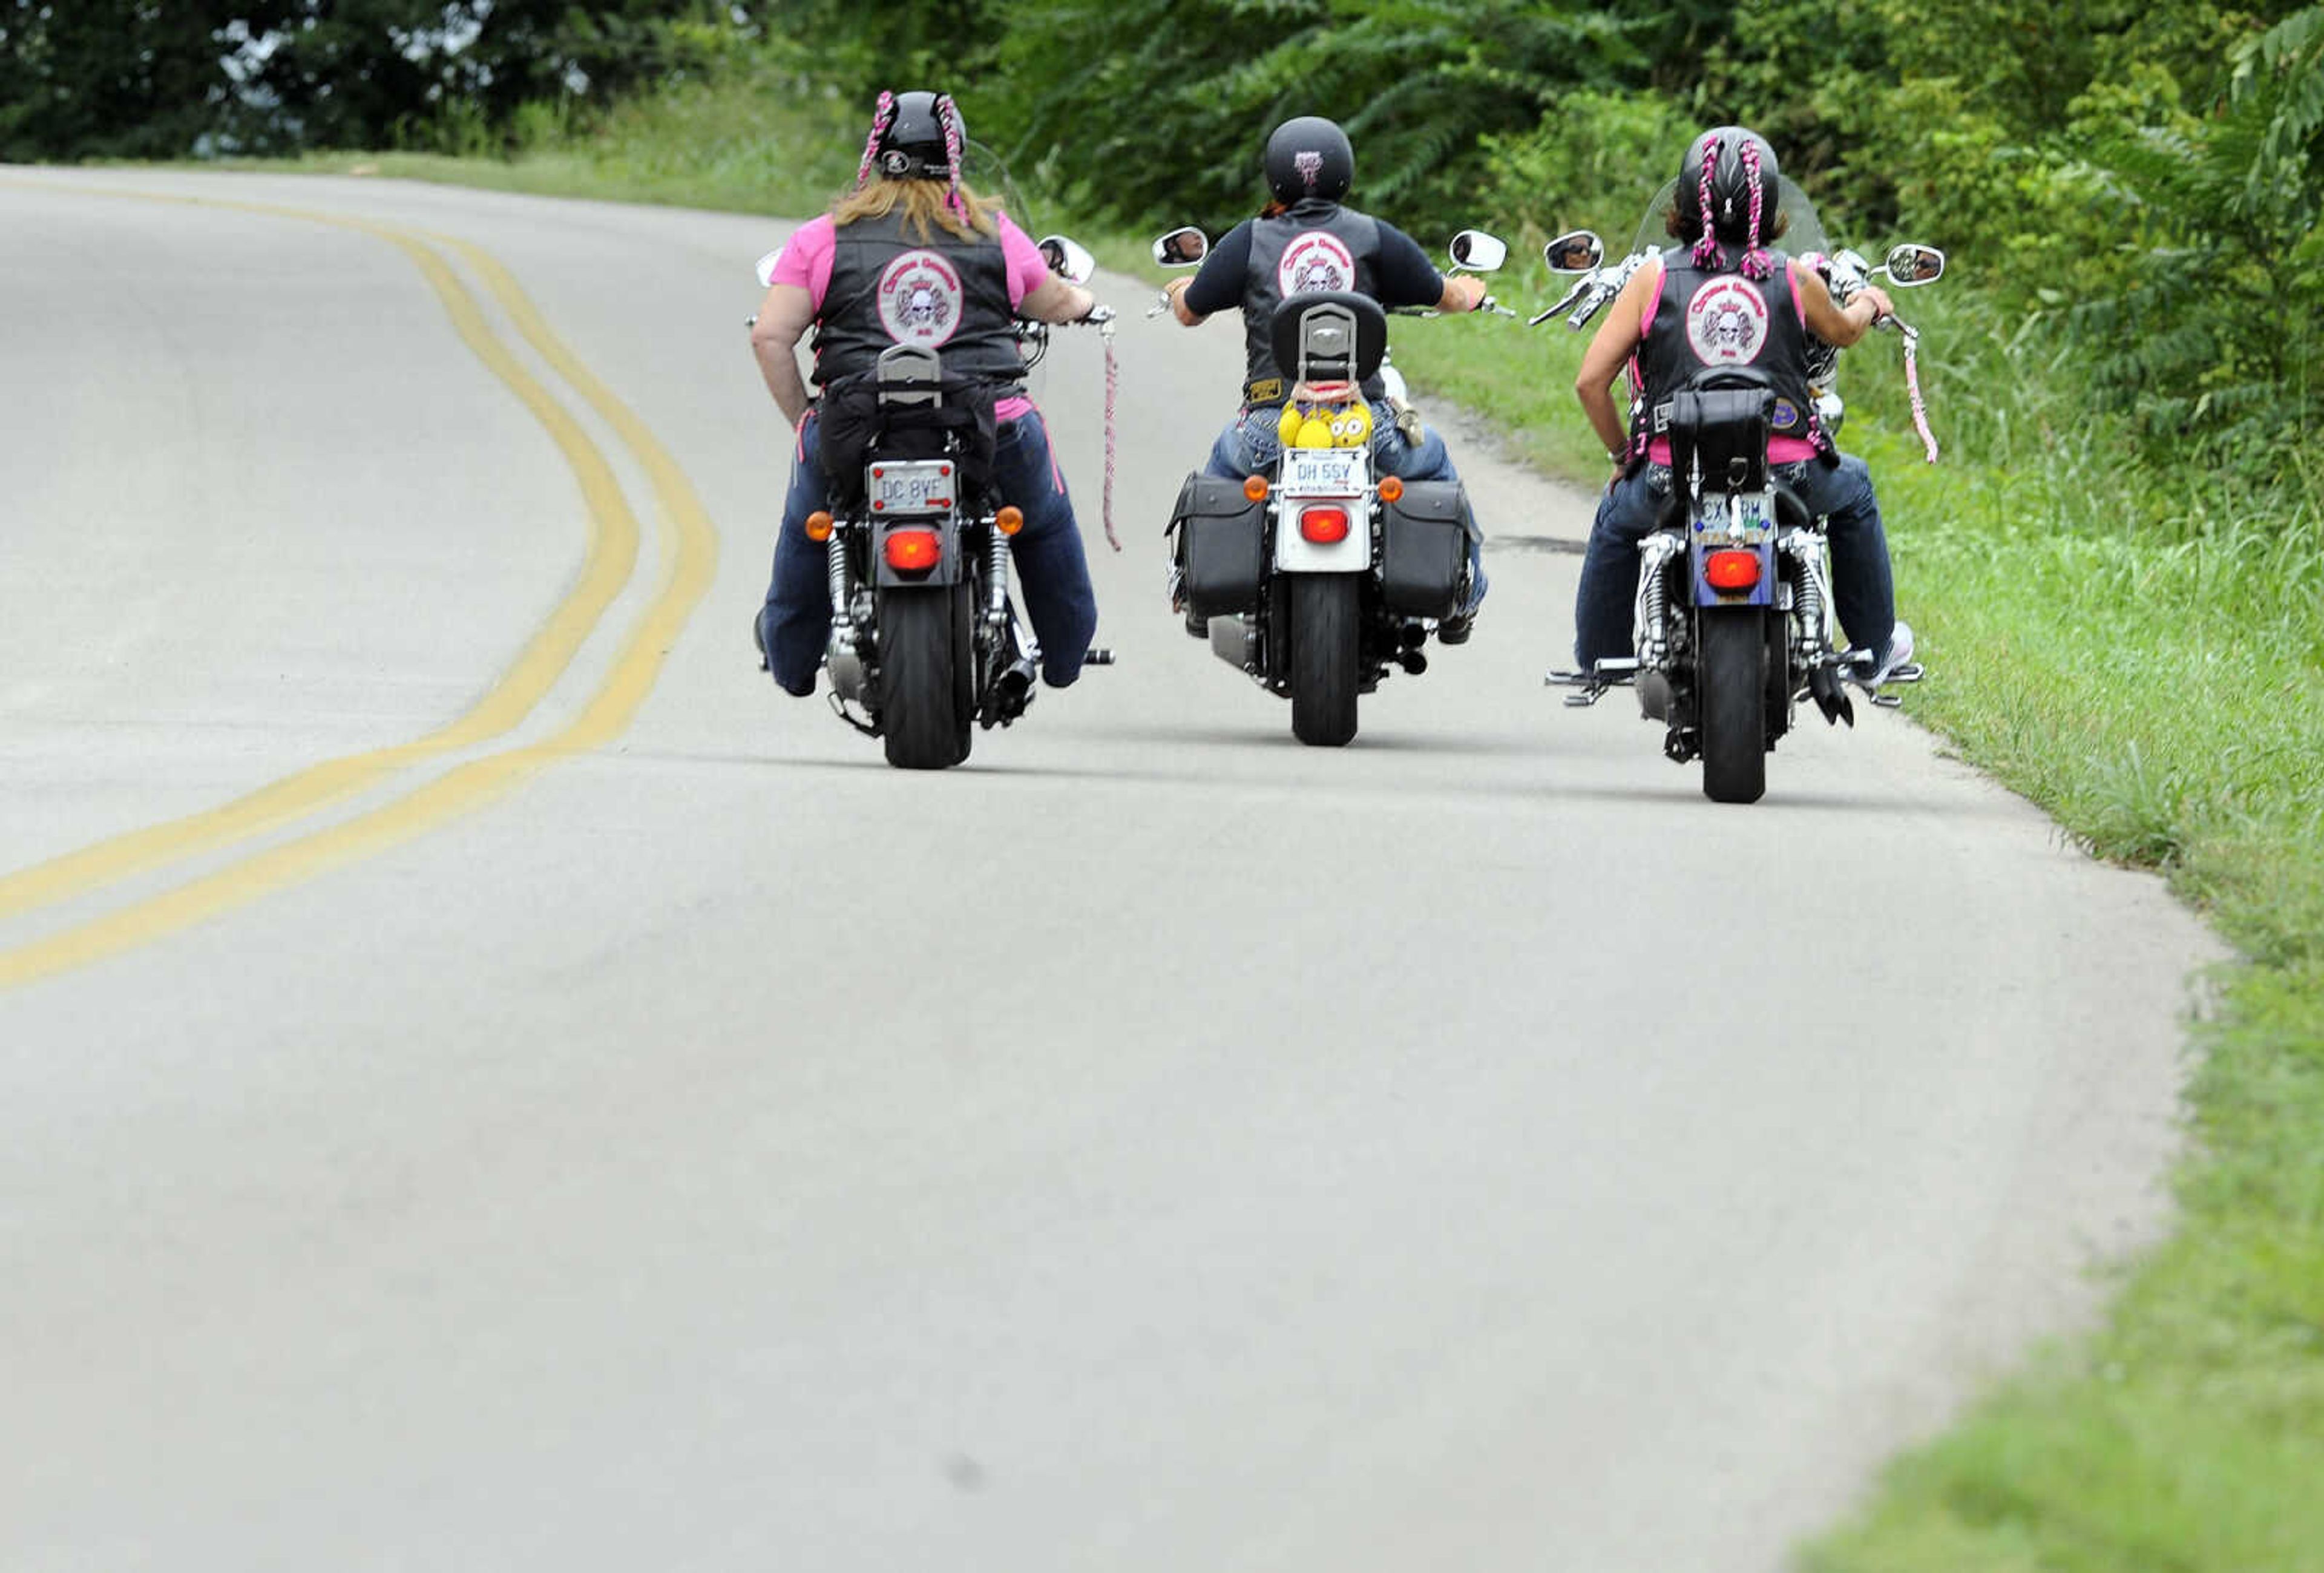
[1163,115,1492,640]
[749,89,1105,698]
[1569,125,1913,681]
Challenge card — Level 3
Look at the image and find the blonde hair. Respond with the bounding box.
[831,179,1002,243]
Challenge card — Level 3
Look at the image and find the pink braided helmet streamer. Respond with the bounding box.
[1690,132,1723,271]
[936,93,968,217]
[854,90,896,189]
[1737,138,1774,281]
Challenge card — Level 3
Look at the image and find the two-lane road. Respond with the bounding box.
[0,169,2215,1571]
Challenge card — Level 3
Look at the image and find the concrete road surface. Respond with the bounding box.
[0,169,2219,1571]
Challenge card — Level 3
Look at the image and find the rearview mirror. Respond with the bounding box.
[1543,231,1604,274]
[1882,243,1946,286]
[1039,234,1096,283]
[754,248,784,289]
[1152,226,1209,268]
[1448,229,1508,272]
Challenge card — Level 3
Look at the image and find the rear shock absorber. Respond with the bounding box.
[826,529,850,621]
[1782,530,1830,659]
[1635,533,1681,669]
[986,521,1012,625]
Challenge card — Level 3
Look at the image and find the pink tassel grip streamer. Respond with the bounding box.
[1101,323,1121,551]
[1902,326,1940,463]
[854,90,895,190]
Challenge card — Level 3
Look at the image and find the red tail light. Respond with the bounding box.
[1299,506,1351,543]
[883,528,942,573]
[1704,548,1761,591]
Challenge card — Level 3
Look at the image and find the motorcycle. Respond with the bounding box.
[749,234,1115,770]
[1151,226,1515,746]
[1538,178,1945,803]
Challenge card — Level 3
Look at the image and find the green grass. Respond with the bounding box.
[192,81,2324,1569]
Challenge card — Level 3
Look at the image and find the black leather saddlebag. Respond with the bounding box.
[1380,479,1471,618]
[1170,474,1267,617]
[1665,367,1774,494]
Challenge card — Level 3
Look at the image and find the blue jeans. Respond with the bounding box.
[1572,452,1896,669]
[758,409,1100,695]
[1203,400,1488,613]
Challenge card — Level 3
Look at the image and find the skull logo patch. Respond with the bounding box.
[1684,275,1770,365]
[876,249,965,347]
[1278,231,1356,297]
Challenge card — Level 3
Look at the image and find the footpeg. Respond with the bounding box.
[1083,648,1117,666]
[1548,668,1607,706]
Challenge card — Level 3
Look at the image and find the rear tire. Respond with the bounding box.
[1699,608,1768,804]
[879,583,973,770]
[1289,573,1361,746]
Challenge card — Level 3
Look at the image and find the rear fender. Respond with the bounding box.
[1688,488,1779,609]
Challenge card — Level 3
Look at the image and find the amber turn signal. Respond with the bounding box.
[1242,474,1270,503]
[996,505,1025,536]
[1377,475,1405,503]
[804,510,835,542]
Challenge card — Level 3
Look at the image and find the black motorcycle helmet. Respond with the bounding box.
[1264,116,1354,206]
[1675,125,1779,245]
[864,89,959,182]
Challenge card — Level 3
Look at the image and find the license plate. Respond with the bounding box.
[867,459,954,515]
[1277,447,1368,498]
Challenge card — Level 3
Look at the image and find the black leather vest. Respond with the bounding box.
[812,209,1025,390]
[1239,202,1385,405]
[1633,244,1824,455]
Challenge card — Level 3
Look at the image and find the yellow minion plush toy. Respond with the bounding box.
[1276,398,1373,450]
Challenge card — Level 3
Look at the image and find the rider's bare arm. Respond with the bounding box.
[1437,274,1488,312]
[1794,261,1892,347]
[749,282,818,427]
[1020,275,1098,324]
[1574,261,1659,464]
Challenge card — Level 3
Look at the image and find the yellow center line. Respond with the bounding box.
[0,182,721,990]
[0,183,641,922]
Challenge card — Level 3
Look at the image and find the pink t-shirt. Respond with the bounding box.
[771,210,1052,421]
[1636,257,1818,466]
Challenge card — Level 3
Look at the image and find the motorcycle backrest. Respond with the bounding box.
[1667,367,1774,496]
[876,343,943,409]
[1267,290,1388,387]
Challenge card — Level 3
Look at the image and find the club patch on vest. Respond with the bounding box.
[1685,275,1771,364]
[876,249,965,346]
[1278,231,1356,295]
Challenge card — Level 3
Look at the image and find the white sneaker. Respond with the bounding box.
[1863,620,1914,686]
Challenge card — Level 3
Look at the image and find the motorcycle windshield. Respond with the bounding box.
[965,140,1038,234]
[1627,176,1831,261]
